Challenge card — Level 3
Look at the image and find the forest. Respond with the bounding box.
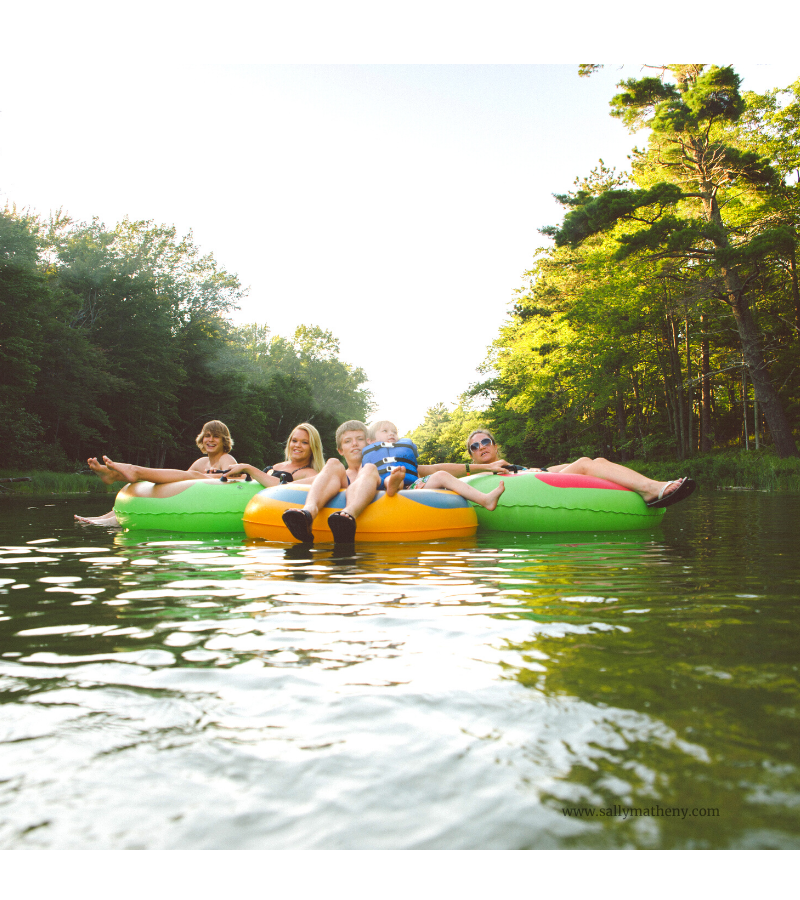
[412,66,800,467]
[3,65,799,477]
[0,212,373,471]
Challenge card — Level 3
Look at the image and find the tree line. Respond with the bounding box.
[1,211,373,471]
[6,65,798,475]
[413,66,800,465]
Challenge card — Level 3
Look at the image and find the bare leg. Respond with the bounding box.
[301,459,349,518]
[422,471,506,510]
[341,464,381,518]
[102,456,211,485]
[326,464,381,542]
[548,457,683,504]
[384,467,406,497]
[74,510,119,525]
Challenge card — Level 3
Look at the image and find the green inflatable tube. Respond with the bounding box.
[114,479,264,532]
[462,471,666,532]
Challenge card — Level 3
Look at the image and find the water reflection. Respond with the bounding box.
[0,492,798,848]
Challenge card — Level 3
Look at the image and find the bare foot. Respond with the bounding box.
[480,481,506,511]
[103,456,140,484]
[74,512,119,526]
[384,466,406,497]
[87,457,120,485]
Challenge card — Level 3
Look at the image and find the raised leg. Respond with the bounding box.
[423,471,506,510]
[384,466,406,497]
[102,457,209,485]
[87,457,121,485]
[328,464,381,542]
[300,459,349,518]
[341,464,381,518]
[548,457,685,504]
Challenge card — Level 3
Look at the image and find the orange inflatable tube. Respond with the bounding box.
[243,483,477,543]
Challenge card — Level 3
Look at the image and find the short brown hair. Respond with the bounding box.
[195,420,233,454]
[335,420,368,450]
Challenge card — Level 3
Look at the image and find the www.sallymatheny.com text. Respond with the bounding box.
[561,805,720,820]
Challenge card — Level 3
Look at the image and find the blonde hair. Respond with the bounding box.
[465,428,498,456]
[335,420,368,450]
[367,420,398,442]
[195,420,233,454]
[284,423,325,472]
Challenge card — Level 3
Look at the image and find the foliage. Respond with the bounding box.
[1,209,374,471]
[624,449,800,492]
[549,65,798,457]
[453,66,800,468]
[408,402,482,464]
[0,471,120,495]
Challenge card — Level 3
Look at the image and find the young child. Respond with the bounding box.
[362,421,421,488]
[366,420,506,512]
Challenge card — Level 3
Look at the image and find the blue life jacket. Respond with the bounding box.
[361,439,419,488]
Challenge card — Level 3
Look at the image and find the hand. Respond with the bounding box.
[219,463,248,480]
[485,460,512,472]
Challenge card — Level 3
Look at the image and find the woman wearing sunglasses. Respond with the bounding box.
[464,429,695,509]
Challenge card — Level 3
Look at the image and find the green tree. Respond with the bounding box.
[409,401,484,464]
[1,211,113,467]
[551,65,798,457]
[2,204,376,471]
[52,221,184,463]
[231,323,374,426]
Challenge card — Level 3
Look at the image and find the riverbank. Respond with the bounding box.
[0,471,119,495]
[3,451,800,497]
[625,449,800,492]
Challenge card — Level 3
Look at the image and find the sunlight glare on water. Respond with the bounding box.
[0,491,799,849]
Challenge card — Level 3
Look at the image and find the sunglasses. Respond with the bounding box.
[469,438,494,453]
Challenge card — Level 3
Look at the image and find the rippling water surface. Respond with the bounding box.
[1,491,798,849]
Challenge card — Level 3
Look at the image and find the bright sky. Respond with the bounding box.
[2,7,797,436]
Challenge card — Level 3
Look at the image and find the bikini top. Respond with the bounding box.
[262,463,315,484]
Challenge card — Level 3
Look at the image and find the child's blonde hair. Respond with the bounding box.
[367,420,398,442]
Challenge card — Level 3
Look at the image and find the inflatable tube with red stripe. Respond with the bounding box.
[462,471,665,532]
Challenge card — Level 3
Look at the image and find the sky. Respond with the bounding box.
[2,8,797,436]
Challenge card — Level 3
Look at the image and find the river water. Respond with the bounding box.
[0,490,798,849]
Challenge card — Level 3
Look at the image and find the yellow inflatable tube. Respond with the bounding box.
[243,484,477,543]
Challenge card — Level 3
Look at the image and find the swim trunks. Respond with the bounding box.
[404,475,432,490]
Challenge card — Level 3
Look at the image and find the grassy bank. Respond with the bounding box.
[0,471,119,495]
[626,450,800,492]
[4,450,800,496]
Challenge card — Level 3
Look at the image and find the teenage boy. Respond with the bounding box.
[281,419,506,543]
[281,420,375,542]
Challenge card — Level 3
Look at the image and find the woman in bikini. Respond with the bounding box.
[461,429,696,509]
[220,423,325,487]
[76,423,325,525]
